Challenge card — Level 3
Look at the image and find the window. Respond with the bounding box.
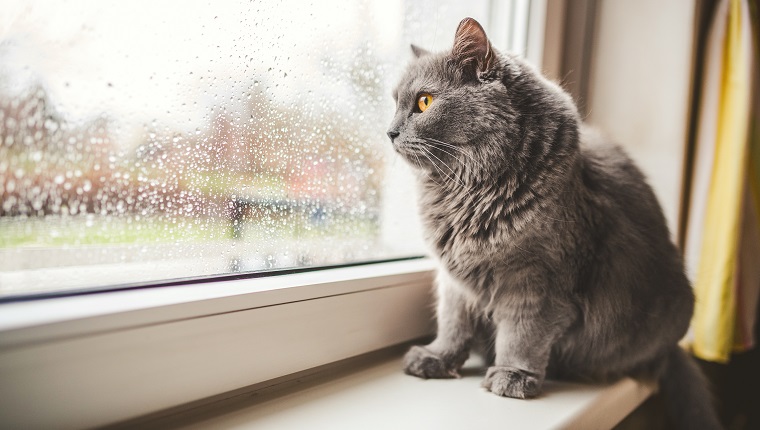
[0,1,539,299]
[0,2,542,428]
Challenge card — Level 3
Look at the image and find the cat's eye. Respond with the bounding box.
[417,93,433,112]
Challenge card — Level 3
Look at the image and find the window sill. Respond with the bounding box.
[0,257,654,429]
[114,346,655,430]
[0,259,436,428]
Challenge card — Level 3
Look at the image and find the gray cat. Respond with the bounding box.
[388,18,721,430]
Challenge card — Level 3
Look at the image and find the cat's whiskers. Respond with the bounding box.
[420,146,465,188]
[420,144,470,173]
[403,140,462,187]
[423,138,479,163]
[428,147,477,179]
[405,146,445,188]
[416,148,450,185]
[424,143,475,171]
[414,137,486,182]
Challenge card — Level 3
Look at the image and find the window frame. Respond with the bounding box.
[0,259,436,428]
[0,2,553,427]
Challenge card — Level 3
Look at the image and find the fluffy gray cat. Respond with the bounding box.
[388,18,721,430]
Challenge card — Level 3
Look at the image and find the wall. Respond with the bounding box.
[585,0,696,235]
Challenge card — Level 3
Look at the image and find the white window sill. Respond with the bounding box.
[0,258,654,429]
[120,347,655,430]
[0,259,436,428]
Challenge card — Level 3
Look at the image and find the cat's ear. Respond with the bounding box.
[410,44,431,58]
[452,18,496,80]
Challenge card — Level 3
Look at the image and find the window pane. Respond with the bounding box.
[0,0,506,297]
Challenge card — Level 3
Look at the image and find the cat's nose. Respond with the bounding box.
[387,130,400,142]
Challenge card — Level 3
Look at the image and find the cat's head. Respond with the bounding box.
[388,18,578,182]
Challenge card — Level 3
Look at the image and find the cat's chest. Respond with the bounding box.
[420,192,512,258]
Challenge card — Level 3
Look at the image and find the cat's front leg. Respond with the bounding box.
[482,295,573,399]
[404,279,474,379]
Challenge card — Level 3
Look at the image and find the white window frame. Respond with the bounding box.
[0,3,553,428]
[0,259,436,428]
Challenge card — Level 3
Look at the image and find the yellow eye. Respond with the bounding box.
[417,93,433,112]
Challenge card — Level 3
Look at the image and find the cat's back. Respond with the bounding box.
[557,127,693,377]
[575,127,673,241]
[575,125,684,286]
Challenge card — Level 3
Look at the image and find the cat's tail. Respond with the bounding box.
[659,346,722,430]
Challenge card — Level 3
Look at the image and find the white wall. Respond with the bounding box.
[586,0,696,235]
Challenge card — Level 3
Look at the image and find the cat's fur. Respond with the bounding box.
[388,18,721,430]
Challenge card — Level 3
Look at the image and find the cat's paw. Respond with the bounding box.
[403,346,460,379]
[481,366,541,399]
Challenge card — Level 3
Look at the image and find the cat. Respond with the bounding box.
[388,17,721,430]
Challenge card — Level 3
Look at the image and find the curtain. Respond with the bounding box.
[685,0,759,363]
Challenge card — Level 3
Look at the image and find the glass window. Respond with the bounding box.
[0,0,524,298]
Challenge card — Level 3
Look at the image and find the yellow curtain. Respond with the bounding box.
[690,0,757,363]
